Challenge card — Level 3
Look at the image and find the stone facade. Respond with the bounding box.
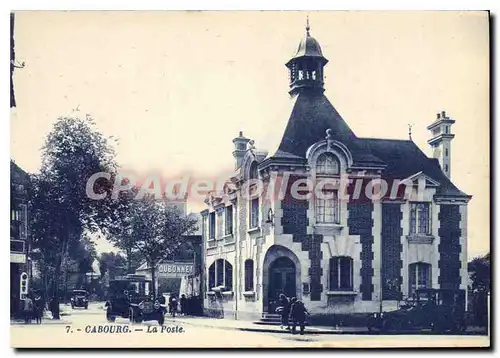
[200,25,471,320]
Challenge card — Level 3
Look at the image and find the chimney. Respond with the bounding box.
[232,131,251,170]
[427,110,455,179]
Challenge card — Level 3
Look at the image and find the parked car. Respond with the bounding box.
[367,288,466,334]
[104,275,166,325]
[70,290,89,309]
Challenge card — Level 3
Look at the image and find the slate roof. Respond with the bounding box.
[272,91,385,167]
[358,138,468,197]
[286,34,328,67]
[269,92,469,198]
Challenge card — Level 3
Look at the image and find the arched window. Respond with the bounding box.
[249,162,258,180]
[210,259,233,291]
[316,153,340,175]
[329,256,353,291]
[409,262,431,295]
[244,259,254,292]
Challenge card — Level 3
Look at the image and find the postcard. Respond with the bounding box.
[10,10,490,348]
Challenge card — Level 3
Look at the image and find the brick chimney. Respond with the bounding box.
[232,131,251,170]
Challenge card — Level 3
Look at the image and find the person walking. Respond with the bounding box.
[169,294,179,318]
[277,294,291,330]
[33,293,45,324]
[23,295,34,324]
[289,297,309,335]
[180,294,187,316]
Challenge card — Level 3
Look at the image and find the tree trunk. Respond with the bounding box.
[150,261,156,297]
[126,248,133,274]
[51,258,62,320]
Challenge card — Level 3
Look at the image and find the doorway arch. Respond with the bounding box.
[262,245,301,313]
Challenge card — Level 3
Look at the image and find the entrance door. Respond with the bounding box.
[267,257,296,313]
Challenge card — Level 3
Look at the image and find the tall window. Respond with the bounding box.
[225,261,233,291]
[250,162,258,180]
[316,153,340,175]
[225,205,233,236]
[409,263,431,295]
[250,198,259,229]
[316,190,340,224]
[329,256,353,291]
[209,212,216,239]
[211,259,233,291]
[244,260,254,291]
[215,259,224,286]
[202,216,207,240]
[208,263,216,289]
[409,203,431,234]
[18,204,27,239]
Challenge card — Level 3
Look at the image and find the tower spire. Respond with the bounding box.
[285,18,328,96]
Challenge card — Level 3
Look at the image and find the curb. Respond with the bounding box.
[237,327,368,335]
[11,320,72,326]
[165,318,368,335]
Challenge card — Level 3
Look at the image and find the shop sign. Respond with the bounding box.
[157,262,194,278]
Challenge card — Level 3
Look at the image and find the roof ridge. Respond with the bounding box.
[359,137,413,142]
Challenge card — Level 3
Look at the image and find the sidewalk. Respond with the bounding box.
[164,316,488,336]
[10,308,72,325]
[10,316,72,326]
[163,315,368,335]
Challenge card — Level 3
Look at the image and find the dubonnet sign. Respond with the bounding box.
[157,262,194,278]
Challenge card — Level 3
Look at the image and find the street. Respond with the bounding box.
[10,302,489,348]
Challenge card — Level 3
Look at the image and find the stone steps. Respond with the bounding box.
[254,313,309,326]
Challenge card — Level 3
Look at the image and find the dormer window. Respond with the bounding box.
[316,153,339,175]
[249,162,258,180]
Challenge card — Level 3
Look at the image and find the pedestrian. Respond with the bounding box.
[277,293,291,330]
[169,294,178,318]
[180,294,187,316]
[289,297,309,335]
[49,296,58,319]
[23,295,34,324]
[33,293,45,324]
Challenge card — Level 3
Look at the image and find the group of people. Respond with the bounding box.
[277,293,309,335]
[167,294,189,317]
[22,292,45,324]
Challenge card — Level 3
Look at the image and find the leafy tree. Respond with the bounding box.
[127,197,198,297]
[468,253,490,293]
[70,235,98,289]
[98,252,127,280]
[101,184,143,274]
[29,113,118,319]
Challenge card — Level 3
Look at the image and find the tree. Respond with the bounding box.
[468,253,490,293]
[126,197,198,297]
[98,252,127,280]
[104,185,142,274]
[29,113,118,319]
[70,235,98,289]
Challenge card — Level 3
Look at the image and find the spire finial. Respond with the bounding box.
[408,124,413,141]
[306,15,310,36]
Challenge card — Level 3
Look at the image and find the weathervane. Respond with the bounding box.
[306,15,310,36]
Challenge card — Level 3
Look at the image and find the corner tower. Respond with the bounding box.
[285,19,329,97]
[427,110,455,178]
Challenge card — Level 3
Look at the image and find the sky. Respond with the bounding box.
[10,11,489,257]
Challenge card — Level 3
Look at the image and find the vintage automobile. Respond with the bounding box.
[70,290,89,309]
[104,275,166,325]
[367,288,466,334]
